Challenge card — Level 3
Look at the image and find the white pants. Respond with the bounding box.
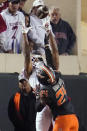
[36,105,52,131]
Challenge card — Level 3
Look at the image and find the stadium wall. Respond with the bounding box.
[81,0,87,22]
[0,54,87,74]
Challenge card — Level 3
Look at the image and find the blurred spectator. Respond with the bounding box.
[50,7,76,55]
[0,0,27,14]
[18,0,27,15]
[0,0,8,13]
[0,0,25,53]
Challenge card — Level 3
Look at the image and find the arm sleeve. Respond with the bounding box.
[45,46,55,69]
[44,34,56,69]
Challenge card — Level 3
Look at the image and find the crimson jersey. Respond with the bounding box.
[39,74,75,120]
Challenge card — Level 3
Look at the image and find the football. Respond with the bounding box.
[37,5,49,19]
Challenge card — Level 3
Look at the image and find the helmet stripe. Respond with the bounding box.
[40,65,55,83]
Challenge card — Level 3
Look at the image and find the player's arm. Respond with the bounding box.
[23,33,32,79]
[44,34,55,69]
[49,32,59,70]
[43,22,59,70]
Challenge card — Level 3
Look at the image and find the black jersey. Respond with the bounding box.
[37,73,75,120]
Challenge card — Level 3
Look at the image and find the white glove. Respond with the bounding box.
[42,18,51,35]
[44,22,51,33]
[22,22,32,34]
[22,26,32,34]
[38,22,51,36]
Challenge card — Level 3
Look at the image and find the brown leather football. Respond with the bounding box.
[37,5,49,19]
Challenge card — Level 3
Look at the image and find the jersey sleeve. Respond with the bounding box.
[0,14,7,33]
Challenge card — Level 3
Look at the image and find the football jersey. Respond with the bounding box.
[39,75,75,119]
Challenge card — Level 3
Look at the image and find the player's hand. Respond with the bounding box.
[22,26,32,34]
[22,22,32,34]
[43,21,51,36]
